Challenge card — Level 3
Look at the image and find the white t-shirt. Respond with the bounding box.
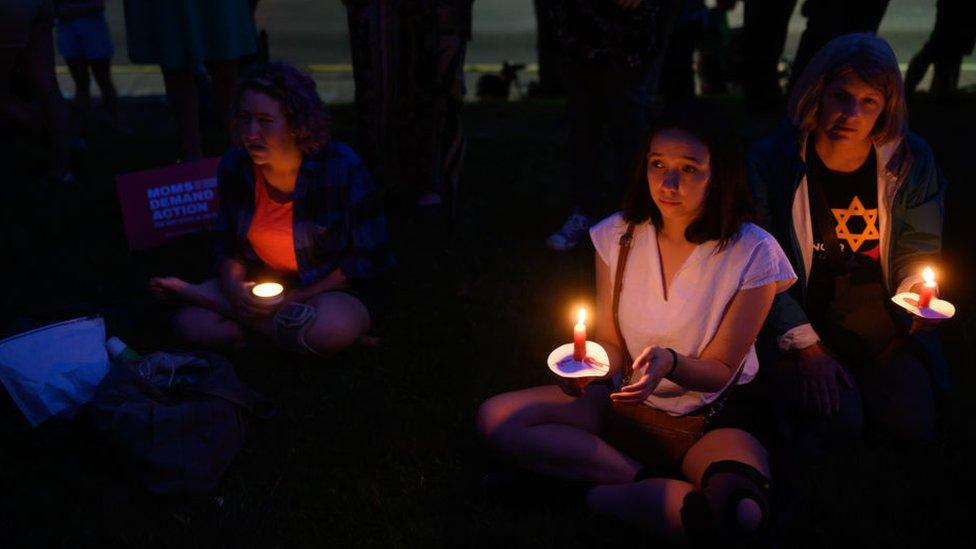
[590,213,797,416]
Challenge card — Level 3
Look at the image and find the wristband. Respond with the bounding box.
[665,347,679,378]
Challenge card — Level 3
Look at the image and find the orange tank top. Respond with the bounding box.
[246,168,299,273]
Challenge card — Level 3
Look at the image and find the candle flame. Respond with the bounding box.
[922,267,935,285]
[252,282,284,298]
[577,308,586,326]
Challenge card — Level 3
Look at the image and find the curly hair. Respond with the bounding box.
[621,102,754,251]
[230,62,331,154]
[788,33,908,146]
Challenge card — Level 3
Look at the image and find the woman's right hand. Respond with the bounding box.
[225,280,274,318]
[796,342,854,417]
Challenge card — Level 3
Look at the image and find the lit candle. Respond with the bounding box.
[573,308,587,362]
[252,282,284,305]
[917,267,936,308]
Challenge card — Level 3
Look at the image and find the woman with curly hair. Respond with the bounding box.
[151,62,393,355]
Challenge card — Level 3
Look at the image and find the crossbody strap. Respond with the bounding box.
[612,223,743,408]
[611,224,637,372]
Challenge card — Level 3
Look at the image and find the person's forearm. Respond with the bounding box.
[219,258,248,293]
[289,268,348,302]
[770,292,816,350]
[666,352,737,393]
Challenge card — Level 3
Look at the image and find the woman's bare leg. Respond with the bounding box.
[586,478,695,542]
[302,291,371,354]
[164,279,246,348]
[89,58,118,121]
[476,384,641,484]
[172,305,246,349]
[64,58,91,112]
[155,281,376,353]
[150,276,232,314]
[586,428,770,541]
[682,428,771,536]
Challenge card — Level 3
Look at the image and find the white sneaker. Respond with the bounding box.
[546,213,591,251]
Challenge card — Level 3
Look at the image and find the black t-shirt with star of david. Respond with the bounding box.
[805,141,884,325]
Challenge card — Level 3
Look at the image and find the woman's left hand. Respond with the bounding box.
[610,346,674,405]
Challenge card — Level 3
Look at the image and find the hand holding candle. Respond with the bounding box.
[549,306,609,382]
[890,265,955,321]
[573,308,587,361]
[917,267,937,308]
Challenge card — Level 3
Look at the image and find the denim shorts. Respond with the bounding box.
[57,14,113,60]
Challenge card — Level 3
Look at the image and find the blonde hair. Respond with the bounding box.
[788,33,908,146]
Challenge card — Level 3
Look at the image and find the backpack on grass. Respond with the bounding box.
[91,352,274,495]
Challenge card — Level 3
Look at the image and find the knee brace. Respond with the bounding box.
[273,302,319,355]
[680,460,772,546]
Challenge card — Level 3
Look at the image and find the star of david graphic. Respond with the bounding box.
[832,196,879,252]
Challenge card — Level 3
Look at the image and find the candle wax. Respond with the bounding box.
[573,323,586,361]
[917,283,936,308]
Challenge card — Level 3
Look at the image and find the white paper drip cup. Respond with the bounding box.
[547,341,610,378]
[891,292,955,320]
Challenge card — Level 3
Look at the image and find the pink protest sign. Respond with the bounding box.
[115,158,221,250]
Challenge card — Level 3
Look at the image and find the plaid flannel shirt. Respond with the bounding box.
[215,140,393,287]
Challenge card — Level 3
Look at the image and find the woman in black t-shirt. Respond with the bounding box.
[747,33,949,445]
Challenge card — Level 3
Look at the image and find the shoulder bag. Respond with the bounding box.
[602,223,743,472]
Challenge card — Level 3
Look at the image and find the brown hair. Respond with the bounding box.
[621,102,754,250]
[788,33,908,145]
[230,62,331,154]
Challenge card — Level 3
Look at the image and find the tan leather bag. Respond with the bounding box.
[603,223,741,472]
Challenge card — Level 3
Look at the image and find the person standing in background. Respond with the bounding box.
[0,0,73,183]
[55,0,119,127]
[787,0,890,93]
[741,0,798,111]
[528,0,565,98]
[545,0,683,251]
[658,0,708,102]
[904,0,976,99]
[344,0,473,228]
[123,0,257,160]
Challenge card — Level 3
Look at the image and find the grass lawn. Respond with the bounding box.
[1,93,974,547]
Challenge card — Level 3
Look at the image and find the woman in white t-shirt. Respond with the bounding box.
[477,105,796,543]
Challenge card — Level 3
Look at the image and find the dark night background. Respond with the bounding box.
[1,1,974,546]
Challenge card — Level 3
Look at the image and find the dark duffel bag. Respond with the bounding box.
[91,352,274,495]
